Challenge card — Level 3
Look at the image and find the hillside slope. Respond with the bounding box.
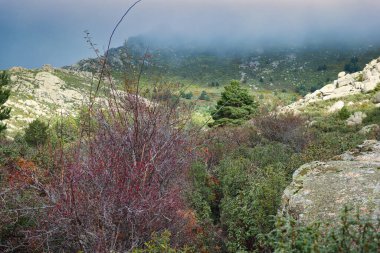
[67,36,380,92]
[4,65,94,135]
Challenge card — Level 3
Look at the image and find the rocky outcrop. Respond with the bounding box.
[283,57,380,111]
[281,140,380,225]
[4,67,93,135]
[346,111,367,126]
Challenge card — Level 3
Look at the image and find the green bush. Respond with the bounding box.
[337,106,350,120]
[24,119,49,146]
[363,107,380,125]
[50,116,80,145]
[0,71,11,134]
[264,207,380,253]
[199,90,210,101]
[180,91,193,100]
[210,80,258,127]
[133,231,194,253]
[219,162,287,252]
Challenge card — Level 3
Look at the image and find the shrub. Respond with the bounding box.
[264,207,380,252]
[0,71,11,134]
[39,94,196,252]
[24,119,49,146]
[133,231,194,253]
[337,106,350,120]
[50,116,80,145]
[218,160,287,252]
[210,80,258,127]
[254,113,312,152]
[199,90,210,101]
[180,91,193,100]
[344,57,360,73]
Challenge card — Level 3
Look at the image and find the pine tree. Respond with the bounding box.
[209,80,258,127]
[0,71,11,134]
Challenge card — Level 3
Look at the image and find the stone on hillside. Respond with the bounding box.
[359,124,380,135]
[362,81,379,93]
[42,64,54,72]
[320,84,335,95]
[338,71,346,78]
[328,100,345,113]
[9,66,26,72]
[346,111,367,126]
[281,140,380,225]
[373,92,380,104]
[337,74,355,87]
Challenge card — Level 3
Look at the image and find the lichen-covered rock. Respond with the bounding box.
[281,140,380,225]
[346,111,367,126]
[359,124,380,135]
[373,92,380,104]
[328,100,344,113]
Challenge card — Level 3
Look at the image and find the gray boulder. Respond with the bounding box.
[346,111,367,126]
[359,124,380,135]
[281,140,380,225]
[373,92,380,104]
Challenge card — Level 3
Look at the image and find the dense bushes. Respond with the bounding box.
[24,119,49,146]
[254,113,312,152]
[265,207,380,252]
[38,95,196,252]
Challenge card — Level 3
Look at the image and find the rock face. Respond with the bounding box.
[281,140,380,225]
[3,67,94,135]
[328,100,345,113]
[283,57,380,112]
[346,111,367,126]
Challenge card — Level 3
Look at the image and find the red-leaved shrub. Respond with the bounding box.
[39,94,195,252]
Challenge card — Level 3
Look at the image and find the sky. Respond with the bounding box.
[0,0,380,69]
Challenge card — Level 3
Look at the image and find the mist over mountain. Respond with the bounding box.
[1,0,380,69]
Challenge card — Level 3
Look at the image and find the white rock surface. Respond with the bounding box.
[282,57,380,112]
[347,112,367,126]
[328,101,345,113]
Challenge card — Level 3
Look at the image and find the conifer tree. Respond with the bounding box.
[0,71,11,134]
[209,80,257,127]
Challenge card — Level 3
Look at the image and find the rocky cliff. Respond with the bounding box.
[4,65,95,135]
[281,140,380,224]
[284,57,380,111]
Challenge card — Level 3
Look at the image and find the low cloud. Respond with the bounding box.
[0,0,379,68]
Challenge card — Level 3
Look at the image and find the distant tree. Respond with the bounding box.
[309,85,319,93]
[199,90,210,101]
[295,84,308,96]
[317,64,327,71]
[24,119,49,146]
[209,80,258,127]
[0,71,11,134]
[180,91,193,100]
[344,57,360,73]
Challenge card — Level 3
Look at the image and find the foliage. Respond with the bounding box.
[38,93,196,252]
[254,113,312,152]
[337,106,350,120]
[24,119,49,146]
[180,91,194,100]
[210,80,258,127]
[344,56,360,73]
[317,64,327,71]
[363,107,380,125]
[0,71,11,134]
[50,116,80,145]
[133,231,194,253]
[218,158,287,252]
[199,90,210,101]
[264,207,380,253]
